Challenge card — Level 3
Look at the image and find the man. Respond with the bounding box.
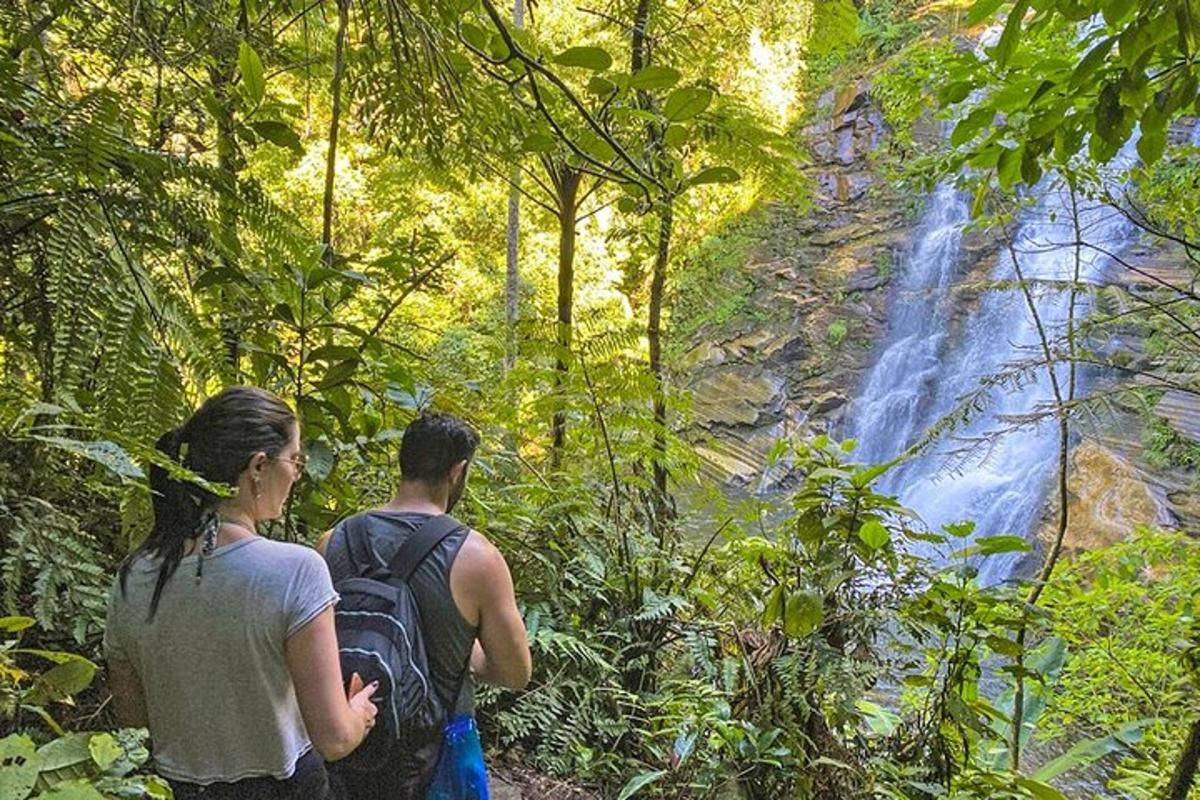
[317,412,531,800]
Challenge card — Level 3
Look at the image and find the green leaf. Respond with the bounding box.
[971,174,990,218]
[783,592,824,637]
[939,80,974,105]
[86,735,121,772]
[238,42,265,105]
[808,0,859,57]
[520,133,556,153]
[763,585,784,626]
[587,76,617,96]
[1137,128,1167,164]
[997,144,1023,191]
[629,65,680,91]
[1032,720,1151,782]
[686,166,740,187]
[576,131,616,163]
[25,659,96,704]
[858,519,890,550]
[0,734,40,800]
[617,770,667,800]
[192,266,245,291]
[663,124,688,148]
[38,781,106,800]
[317,359,359,391]
[305,440,335,481]
[35,734,94,785]
[31,437,144,481]
[950,107,993,147]
[553,47,612,71]
[1103,0,1136,26]
[989,0,1029,68]
[250,121,302,153]
[1070,37,1116,91]
[459,23,489,52]
[1013,778,1068,800]
[851,461,892,489]
[967,0,1005,25]
[663,87,713,121]
[976,535,1032,555]
[0,616,36,633]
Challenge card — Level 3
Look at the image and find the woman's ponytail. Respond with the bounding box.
[120,387,295,621]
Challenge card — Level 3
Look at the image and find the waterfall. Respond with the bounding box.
[846,147,1139,583]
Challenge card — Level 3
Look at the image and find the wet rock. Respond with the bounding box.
[1043,441,1174,553]
[847,265,889,292]
[691,367,784,427]
[682,341,726,369]
[809,391,848,415]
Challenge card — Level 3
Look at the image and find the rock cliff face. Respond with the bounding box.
[678,78,1196,542]
[683,80,912,489]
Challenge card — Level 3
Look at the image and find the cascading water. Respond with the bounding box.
[846,146,1139,583]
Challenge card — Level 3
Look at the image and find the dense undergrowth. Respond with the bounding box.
[3,0,1200,798]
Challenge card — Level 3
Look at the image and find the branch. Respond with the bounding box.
[367,250,455,337]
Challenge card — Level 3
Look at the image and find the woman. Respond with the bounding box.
[104,386,377,800]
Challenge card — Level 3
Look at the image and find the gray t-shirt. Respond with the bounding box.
[104,537,338,784]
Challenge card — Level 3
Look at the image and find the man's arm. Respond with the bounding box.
[454,532,531,690]
[315,529,333,555]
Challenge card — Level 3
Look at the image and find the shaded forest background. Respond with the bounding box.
[2,0,1200,798]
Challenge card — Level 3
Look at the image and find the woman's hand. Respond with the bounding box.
[346,672,379,735]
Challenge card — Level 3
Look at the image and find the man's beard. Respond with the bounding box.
[446,471,467,513]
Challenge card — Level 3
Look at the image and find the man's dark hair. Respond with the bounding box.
[399,412,480,483]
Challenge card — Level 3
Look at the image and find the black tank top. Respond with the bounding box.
[325,511,478,714]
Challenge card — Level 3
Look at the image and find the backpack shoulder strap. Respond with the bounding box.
[335,514,387,578]
[387,514,465,582]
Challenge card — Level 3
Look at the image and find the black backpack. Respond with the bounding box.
[327,513,465,790]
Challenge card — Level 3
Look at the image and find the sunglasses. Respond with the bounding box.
[272,451,309,471]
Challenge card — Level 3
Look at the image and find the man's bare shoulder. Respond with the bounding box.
[454,528,508,575]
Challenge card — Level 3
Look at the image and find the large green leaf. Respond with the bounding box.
[629,66,680,91]
[250,121,302,153]
[1014,777,1067,800]
[0,734,40,800]
[25,659,97,704]
[553,47,612,71]
[967,0,1005,25]
[685,166,739,186]
[31,437,143,481]
[0,617,35,633]
[1070,36,1116,90]
[663,87,712,121]
[857,519,890,550]
[1031,720,1151,782]
[34,735,94,790]
[783,591,824,637]
[989,0,1030,67]
[238,42,265,105]
[617,769,666,800]
[37,782,105,800]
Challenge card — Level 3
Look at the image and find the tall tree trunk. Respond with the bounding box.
[211,68,242,376]
[551,170,582,466]
[1167,718,1200,800]
[630,0,673,501]
[647,202,672,497]
[322,0,349,269]
[631,0,651,71]
[504,0,524,371]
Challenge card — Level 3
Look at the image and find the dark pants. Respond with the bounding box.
[168,749,336,800]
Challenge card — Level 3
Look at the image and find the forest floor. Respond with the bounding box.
[492,766,598,799]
